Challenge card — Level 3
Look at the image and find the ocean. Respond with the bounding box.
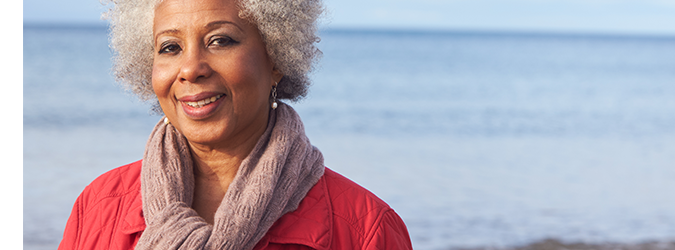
[24,24,675,249]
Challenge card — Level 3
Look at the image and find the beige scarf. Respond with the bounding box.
[136,102,325,250]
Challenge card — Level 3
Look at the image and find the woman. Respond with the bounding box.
[59,0,413,249]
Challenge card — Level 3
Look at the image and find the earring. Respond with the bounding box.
[271,84,278,110]
[164,117,170,125]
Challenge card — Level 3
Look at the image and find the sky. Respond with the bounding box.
[22,0,675,36]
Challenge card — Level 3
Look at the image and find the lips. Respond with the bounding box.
[177,92,226,119]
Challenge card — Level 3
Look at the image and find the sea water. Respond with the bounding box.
[24,25,675,250]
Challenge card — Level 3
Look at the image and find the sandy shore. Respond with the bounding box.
[460,239,675,250]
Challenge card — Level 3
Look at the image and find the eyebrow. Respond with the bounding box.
[205,20,244,32]
[154,29,180,42]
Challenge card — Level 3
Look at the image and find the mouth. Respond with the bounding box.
[182,94,224,108]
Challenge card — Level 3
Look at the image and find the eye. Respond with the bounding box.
[208,36,238,47]
[158,42,181,54]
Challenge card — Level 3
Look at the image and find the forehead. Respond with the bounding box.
[153,0,244,31]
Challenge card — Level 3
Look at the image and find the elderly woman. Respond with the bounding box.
[58,0,412,249]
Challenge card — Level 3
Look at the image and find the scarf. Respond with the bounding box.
[136,102,325,250]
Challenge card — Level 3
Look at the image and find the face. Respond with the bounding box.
[152,0,282,148]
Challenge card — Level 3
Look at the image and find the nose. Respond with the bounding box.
[178,49,213,83]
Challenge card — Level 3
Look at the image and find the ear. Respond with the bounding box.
[271,66,284,86]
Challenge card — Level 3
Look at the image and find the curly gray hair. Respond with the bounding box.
[102,0,324,105]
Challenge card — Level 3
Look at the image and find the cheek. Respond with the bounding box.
[151,63,173,98]
[217,54,263,91]
[232,62,270,103]
[151,62,179,118]
[232,49,272,88]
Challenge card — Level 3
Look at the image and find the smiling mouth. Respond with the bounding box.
[183,94,224,108]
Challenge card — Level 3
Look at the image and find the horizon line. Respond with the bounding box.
[23,21,675,40]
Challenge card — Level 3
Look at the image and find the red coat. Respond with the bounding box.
[59,160,413,249]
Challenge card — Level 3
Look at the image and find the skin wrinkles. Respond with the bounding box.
[152,0,284,224]
[154,20,244,43]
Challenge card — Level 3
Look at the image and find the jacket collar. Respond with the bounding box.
[119,171,333,249]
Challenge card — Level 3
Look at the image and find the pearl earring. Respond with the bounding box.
[271,84,278,110]
[164,117,170,125]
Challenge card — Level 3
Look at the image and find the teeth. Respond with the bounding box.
[185,94,223,108]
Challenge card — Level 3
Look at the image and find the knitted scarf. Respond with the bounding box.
[136,102,325,250]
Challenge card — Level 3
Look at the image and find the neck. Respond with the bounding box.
[190,149,241,224]
[191,149,242,190]
[186,117,268,224]
[188,107,271,184]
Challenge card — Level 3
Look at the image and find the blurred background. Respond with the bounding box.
[24,0,675,249]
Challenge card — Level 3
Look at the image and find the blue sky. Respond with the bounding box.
[22,0,675,35]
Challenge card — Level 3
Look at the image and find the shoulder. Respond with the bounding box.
[262,167,412,250]
[59,160,145,250]
[322,168,413,249]
[322,168,392,220]
[78,160,142,207]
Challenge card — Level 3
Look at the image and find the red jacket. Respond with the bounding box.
[59,160,413,249]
